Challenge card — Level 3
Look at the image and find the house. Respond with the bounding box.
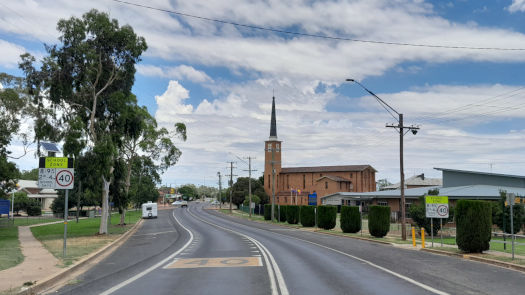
[381,173,441,190]
[17,180,59,211]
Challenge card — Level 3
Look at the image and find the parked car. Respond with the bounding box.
[181,200,188,208]
[172,200,182,206]
[210,200,220,205]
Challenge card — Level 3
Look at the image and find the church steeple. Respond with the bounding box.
[269,96,277,140]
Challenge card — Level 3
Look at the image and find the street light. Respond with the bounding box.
[346,79,419,240]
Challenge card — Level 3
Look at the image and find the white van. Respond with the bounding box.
[141,201,158,219]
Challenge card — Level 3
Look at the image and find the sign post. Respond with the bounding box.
[38,157,74,258]
[425,196,449,248]
[507,193,516,260]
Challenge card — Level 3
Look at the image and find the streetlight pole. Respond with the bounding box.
[346,79,419,240]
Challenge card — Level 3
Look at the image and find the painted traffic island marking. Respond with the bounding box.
[165,257,262,269]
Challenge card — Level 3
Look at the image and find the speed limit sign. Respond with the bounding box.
[55,169,74,189]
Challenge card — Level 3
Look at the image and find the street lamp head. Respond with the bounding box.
[345,78,355,82]
[411,129,418,135]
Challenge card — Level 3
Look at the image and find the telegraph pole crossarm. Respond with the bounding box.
[347,79,420,241]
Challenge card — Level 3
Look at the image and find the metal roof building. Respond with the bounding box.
[322,168,525,206]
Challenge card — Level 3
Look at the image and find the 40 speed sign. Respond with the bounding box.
[425,196,449,218]
[38,157,74,189]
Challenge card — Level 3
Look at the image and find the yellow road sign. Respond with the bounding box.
[165,257,262,269]
[425,196,448,204]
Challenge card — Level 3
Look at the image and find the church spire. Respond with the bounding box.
[269,96,277,140]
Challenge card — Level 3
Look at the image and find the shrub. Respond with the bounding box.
[264,204,271,220]
[340,206,361,233]
[286,205,300,224]
[26,204,42,216]
[318,205,337,230]
[368,205,390,237]
[409,196,443,236]
[278,205,287,222]
[300,206,315,227]
[456,200,492,253]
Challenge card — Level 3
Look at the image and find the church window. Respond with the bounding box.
[276,144,280,152]
[267,143,272,152]
[287,175,289,189]
[325,181,328,189]
[268,174,270,188]
[303,174,306,189]
[378,200,388,206]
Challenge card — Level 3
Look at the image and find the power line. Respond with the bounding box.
[110,0,525,51]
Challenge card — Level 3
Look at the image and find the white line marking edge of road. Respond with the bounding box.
[187,206,289,295]
[100,210,194,295]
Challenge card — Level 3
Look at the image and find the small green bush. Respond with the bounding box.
[278,205,287,222]
[26,204,41,216]
[286,205,300,224]
[368,205,390,237]
[318,205,337,230]
[456,200,492,253]
[340,206,361,233]
[300,206,315,227]
[264,204,271,220]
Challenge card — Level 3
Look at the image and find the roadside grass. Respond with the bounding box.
[0,226,23,271]
[31,210,141,266]
[429,246,525,266]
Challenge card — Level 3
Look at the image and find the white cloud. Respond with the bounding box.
[136,64,212,83]
[151,78,525,185]
[508,0,525,12]
[0,39,26,68]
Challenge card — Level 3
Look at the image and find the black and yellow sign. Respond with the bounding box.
[39,157,74,169]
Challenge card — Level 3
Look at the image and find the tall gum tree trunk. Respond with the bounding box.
[99,175,111,234]
[120,156,133,225]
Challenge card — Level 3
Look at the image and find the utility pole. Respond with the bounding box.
[217,172,222,210]
[348,79,419,241]
[226,162,237,214]
[244,156,257,217]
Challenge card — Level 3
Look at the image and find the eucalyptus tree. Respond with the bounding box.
[118,105,186,224]
[26,9,147,234]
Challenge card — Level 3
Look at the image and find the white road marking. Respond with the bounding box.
[100,210,194,295]
[258,227,450,295]
[187,207,289,295]
[133,230,176,237]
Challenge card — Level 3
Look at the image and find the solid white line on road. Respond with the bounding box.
[100,209,194,295]
[262,229,450,295]
[187,206,289,295]
[133,230,176,237]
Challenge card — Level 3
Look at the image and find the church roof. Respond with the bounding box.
[280,165,376,174]
[269,96,277,140]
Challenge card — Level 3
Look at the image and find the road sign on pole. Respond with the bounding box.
[425,196,449,218]
[38,157,74,189]
[38,157,74,258]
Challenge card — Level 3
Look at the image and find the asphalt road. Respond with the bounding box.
[54,203,525,295]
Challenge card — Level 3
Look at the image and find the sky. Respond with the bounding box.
[3,0,525,188]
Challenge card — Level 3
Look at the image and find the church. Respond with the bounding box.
[264,96,377,205]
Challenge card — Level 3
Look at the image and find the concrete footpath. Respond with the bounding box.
[0,226,60,292]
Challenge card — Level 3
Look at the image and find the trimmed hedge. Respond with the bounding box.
[456,200,492,253]
[368,205,390,237]
[300,206,315,227]
[318,205,337,230]
[278,205,287,222]
[286,205,300,224]
[340,206,361,233]
[264,204,272,220]
[26,205,42,216]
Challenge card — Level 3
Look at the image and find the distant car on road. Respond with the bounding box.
[181,200,188,208]
[172,200,182,206]
[210,200,220,205]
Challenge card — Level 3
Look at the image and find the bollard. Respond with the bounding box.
[421,228,425,248]
[412,227,416,247]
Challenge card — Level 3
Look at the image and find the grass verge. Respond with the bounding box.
[0,227,23,271]
[31,210,141,266]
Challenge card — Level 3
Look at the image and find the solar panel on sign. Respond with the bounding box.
[41,142,60,152]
